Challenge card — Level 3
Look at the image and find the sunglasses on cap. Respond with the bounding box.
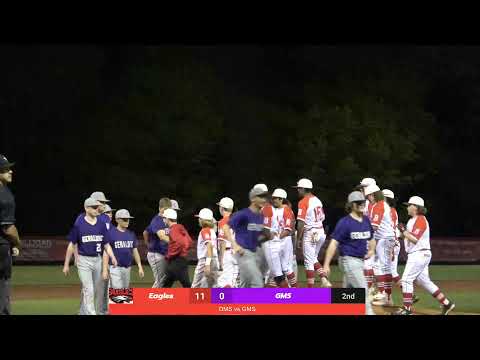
[353,201,366,206]
[89,205,100,210]
[118,218,130,222]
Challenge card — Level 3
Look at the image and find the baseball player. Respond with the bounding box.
[263,189,297,288]
[283,198,299,280]
[191,208,218,288]
[383,189,401,287]
[161,208,193,288]
[102,204,115,222]
[102,209,144,290]
[254,184,271,283]
[358,178,378,298]
[0,155,20,315]
[395,196,455,315]
[216,197,239,288]
[63,197,118,315]
[323,191,376,315]
[222,186,271,288]
[364,183,396,306]
[74,191,112,315]
[293,178,332,288]
[143,198,172,288]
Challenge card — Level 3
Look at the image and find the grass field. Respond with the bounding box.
[10,264,480,315]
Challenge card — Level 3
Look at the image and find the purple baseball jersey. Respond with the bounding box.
[145,215,169,255]
[107,227,138,268]
[68,216,109,256]
[331,215,374,258]
[228,207,264,252]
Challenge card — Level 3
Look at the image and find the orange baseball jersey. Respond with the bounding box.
[217,214,232,248]
[197,227,217,260]
[365,199,374,217]
[370,200,395,240]
[297,194,325,230]
[405,215,430,254]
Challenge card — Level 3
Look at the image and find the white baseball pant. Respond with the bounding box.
[147,252,167,288]
[375,237,396,275]
[216,249,237,288]
[76,255,103,315]
[109,266,131,289]
[303,228,326,271]
[391,242,401,279]
[192,257,218,288]
[401,250,439,294]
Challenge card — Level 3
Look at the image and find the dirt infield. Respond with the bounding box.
[12,280,480,315]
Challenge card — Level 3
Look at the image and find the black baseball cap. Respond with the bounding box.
[0,155,14,170]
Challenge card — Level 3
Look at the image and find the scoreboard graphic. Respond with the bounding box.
[109,288,366,315]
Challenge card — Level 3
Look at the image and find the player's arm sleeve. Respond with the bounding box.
[67,226,79,244]
[133,232,138,248]
[0,199,15,226]
[284,208,295,231]
[297,200,307,222]
[411,216,427,240]
[228,211,245,231]
[370,203,384,227]
[262,207,273,229]
[330,219,347,243]
[201,229,212,244]
[101,227,111,245]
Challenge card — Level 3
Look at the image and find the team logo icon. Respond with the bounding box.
[109,288,133,304]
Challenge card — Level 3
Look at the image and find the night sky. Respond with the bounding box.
[1,46,478,237]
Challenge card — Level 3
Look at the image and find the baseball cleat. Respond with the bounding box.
[320,277,332,288]
[441,302,455,315]
[412,294,420,304]
[393,307,413,315]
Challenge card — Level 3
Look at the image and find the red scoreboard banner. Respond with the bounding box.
[109,288,366,315]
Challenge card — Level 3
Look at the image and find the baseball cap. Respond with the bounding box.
[90,191,110,203]
[293,178,313,189]
[272,188,288,199]
[115,209,134,219]
[253,184,269,192]
[162,208,177,220]
[382,189,395,199]
[84,198,102,208]
[217,197,234,210]
[170,199,181,210]
[249,187,269,200]
[348,191,366,203]
[359,178,376,187]
[103,204,116,213]
[364,183,381,196]
[403,196,425,207]
[195,208,215,221]
[0,155,14,170]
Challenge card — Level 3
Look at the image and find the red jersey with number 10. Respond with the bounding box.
[297,194,325,231]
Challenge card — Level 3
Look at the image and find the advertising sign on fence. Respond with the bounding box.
[14,236,480,264]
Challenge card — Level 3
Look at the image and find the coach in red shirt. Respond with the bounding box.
[160,209,192,288]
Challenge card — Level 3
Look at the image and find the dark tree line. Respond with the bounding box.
[0,46,478,236]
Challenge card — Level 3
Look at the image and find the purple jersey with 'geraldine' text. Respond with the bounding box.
[68,216,109,256]
[107,227,138,267]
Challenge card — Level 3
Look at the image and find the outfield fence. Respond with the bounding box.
[12,236,480,265]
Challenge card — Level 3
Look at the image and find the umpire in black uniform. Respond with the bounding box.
[0,155,20,315]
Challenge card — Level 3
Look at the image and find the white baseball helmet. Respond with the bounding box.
[403,196,425,207]
[382,189,395,199]
[217,197,234,210]
[253,183,269,192]
[195,208,215,221]
[162,208,177,220]
[293,178,313,189]
[359,178,376,187]
[272,188,288,199]
[364,183,381,196]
